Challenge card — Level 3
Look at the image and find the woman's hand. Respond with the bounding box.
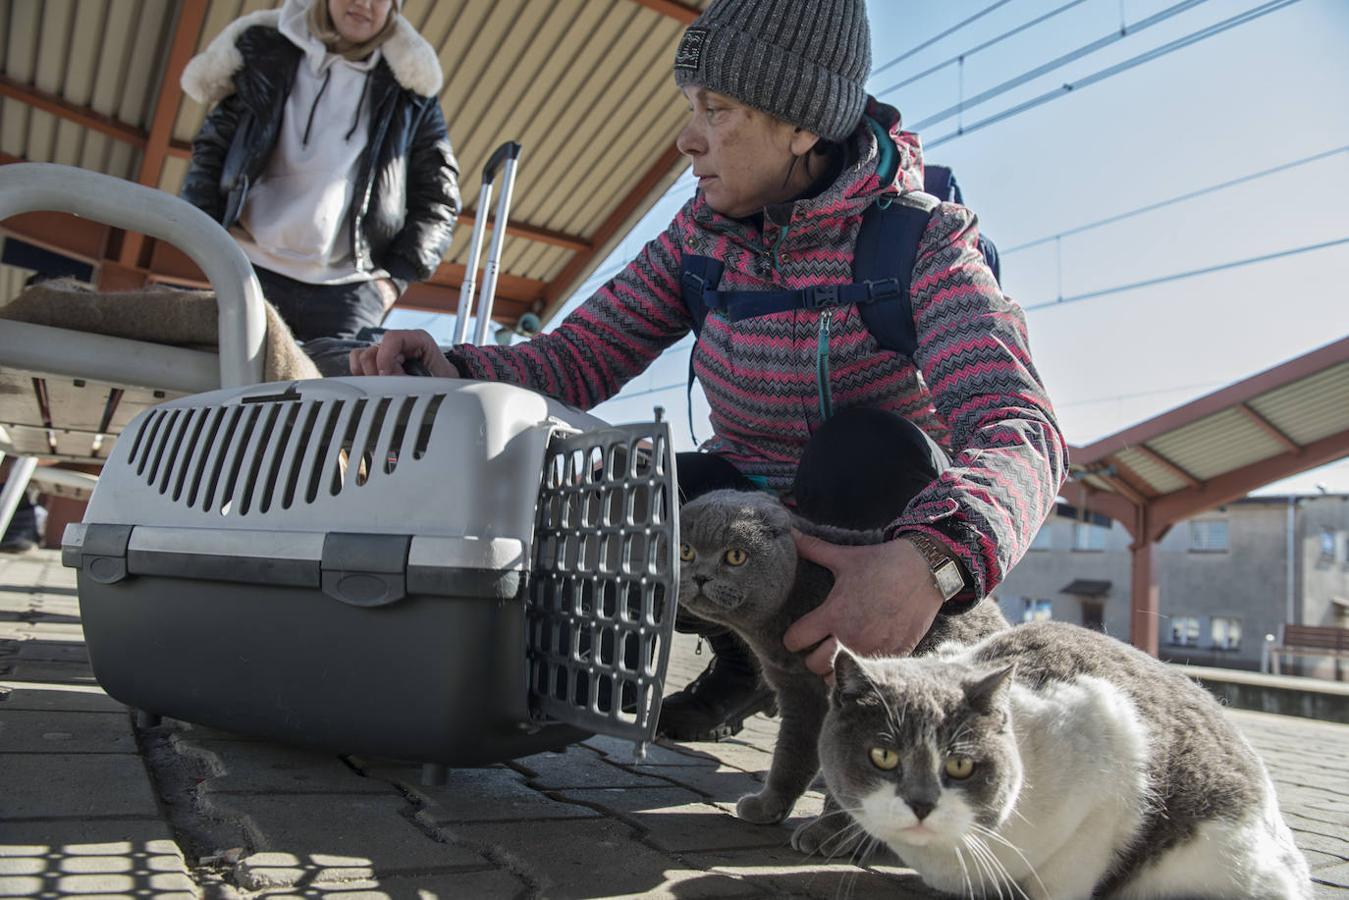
[348,329,459,378]
[783,532,945,677]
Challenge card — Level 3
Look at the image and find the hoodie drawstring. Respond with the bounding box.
[301,67,333,147]
[344,71,372,142]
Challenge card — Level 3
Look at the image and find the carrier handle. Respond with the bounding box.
[0,162,266,388]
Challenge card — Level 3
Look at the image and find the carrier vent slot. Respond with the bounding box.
[187,407,229,508]
[413,394,444,460]
[172,407,211,502]
[200,405,244,511]
[354,397,391,487]
[217,405,262,515]
[383,396,417,475]
[330,399,368,496]
[306,400,347,505]
[144,409,181,487]
[135,410,167,476]
[260,401,305,514]
[157,408,196,495]
[528,424,679,743]
[236,403,282,516]
[126,408,157,465]
[282,401,323,510]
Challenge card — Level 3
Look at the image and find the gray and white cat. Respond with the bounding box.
[677,489,1008,836]
[818,622,1312,899]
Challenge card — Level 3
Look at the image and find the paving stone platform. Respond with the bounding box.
[2,549,1347,898]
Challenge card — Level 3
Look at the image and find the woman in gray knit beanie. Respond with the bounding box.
[355,0,1063,784]
[670,0,871,218]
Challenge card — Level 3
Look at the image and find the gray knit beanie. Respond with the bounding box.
[672,0,871,142]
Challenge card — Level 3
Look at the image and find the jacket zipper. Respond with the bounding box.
[816,309,834,420]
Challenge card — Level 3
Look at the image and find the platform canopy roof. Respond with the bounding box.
[0,0,707,326]
[1064,335,1349,544]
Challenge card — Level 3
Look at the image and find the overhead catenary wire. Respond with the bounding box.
[924,0,1303,148]
[1024,235,1349,311]
[875,0,1095,99]
[869,0,1018,80]
[1002,145,1349,255]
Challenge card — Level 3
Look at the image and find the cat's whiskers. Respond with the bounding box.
[970,822,1046,898]
[953,840,976,900]
[961,834,999,899]
[966,833,1029,900]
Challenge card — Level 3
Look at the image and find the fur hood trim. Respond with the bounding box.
[181,7,443,106]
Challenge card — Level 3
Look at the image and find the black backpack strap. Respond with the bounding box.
[853,192,939,358]
[681,255,726,442]
[681,255,723,340]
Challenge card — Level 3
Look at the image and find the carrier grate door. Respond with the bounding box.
[527,424,679,742]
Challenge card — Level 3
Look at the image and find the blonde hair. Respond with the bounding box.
[307,0,399,62]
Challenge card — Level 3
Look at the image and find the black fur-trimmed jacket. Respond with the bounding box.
[179,9,460,283]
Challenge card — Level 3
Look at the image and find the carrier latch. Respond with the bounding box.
[320,533,411,607]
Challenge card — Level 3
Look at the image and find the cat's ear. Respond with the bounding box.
[963,664,1015,715]
[831,645,878,707]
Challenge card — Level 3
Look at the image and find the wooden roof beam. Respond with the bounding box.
[0,75,146,148]
[120,1,209,268]
[1147,425,1349,541]
[1131,444,1203,490]
[456,210,591,254]
[541,141,686,318]
[1236,401,1302,455]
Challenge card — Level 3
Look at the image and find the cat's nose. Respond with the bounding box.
[909,800,935,822]
[693,575,709,588]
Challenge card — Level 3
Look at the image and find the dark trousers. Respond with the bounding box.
[674,407,950,636]
[254,266,389,342]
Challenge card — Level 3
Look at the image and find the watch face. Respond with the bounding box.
[933,559,964,601]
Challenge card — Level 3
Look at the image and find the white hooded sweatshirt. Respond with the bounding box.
[232,0,388,285]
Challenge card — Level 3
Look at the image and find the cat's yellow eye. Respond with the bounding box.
[680,543,696,562]
[944,756,975,780]
[869,747,900,771]
[724,548,749,566]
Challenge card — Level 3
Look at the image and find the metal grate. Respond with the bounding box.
[120,392,447,516]
[527,423,679,742]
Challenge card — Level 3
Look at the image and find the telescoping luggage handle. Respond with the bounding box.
[452,141,522,347]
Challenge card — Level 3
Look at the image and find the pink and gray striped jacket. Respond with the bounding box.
[448,98,1068,597]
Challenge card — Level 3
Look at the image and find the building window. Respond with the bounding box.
[1189,519,1229,553]
[1081,601,1104,631]
[1022,598,1053,623]
[1028,526,1052,551]
[1072,523,1107,552]
[1168,616,1200,646]
[1210,616,1242,650]
[1321,529,1337,564]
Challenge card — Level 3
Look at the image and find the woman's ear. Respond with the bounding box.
[789,127,821,158]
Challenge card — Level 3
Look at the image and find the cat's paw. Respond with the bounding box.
[735,790,793,824]
[791,815,864,858]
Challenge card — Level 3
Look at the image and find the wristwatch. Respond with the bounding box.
[905,532,968,603]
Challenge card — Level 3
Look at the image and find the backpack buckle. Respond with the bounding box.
[862,278,901,302]
[803,285,840,309]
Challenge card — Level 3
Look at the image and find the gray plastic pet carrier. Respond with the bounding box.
[62,377,680,765]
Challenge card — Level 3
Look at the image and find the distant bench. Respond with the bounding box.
[1269,624,1349,679]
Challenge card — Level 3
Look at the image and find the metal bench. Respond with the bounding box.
[1269,624,1349,679]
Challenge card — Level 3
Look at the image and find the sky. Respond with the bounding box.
[389,0,1349,496]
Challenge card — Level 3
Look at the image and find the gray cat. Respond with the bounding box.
[677,489,1008,837]
[818,622,1313,899]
